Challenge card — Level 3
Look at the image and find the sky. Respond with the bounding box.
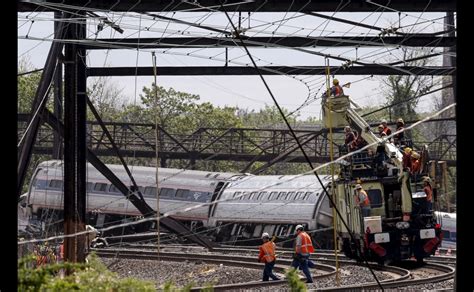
[18,9,454,120]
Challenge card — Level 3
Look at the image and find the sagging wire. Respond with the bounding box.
[218,3,385,289]
[19,104,457,250]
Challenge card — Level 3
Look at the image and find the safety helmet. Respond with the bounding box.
[397,118,404,124]
[404,147,412,155]
[333,79,339,85]
[422,176,431,183]
[381,119,387,124]
[378,124,384,130]
[355,184,362,190]
[261,232,270,239]
[411,152,420,159]
[295,225,304,231]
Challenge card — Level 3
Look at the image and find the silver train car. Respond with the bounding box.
[24,160,335,245]
[25,160,237,231]
[208,174,333,245]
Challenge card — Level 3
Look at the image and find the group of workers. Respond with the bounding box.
[377,118,406,146]
[258,225,316,283]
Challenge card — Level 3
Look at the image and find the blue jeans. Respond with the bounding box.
[263,261,279,281]
[362,207,371,217]
[291,255,313,283]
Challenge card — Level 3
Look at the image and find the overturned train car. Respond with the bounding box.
[23,160,334,245]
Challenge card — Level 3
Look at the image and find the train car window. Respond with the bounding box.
[268,192,278,200]
[286,192,296,200]
[94,183,107,193]
[249,192,258,200]
[241,192,250,200]
[367,189,383,208]
[94,183,108,193]
[49,180,63,190]
[214,174,220,178]
[86,182,94,192]
[108,185,121,194]
[144,187,157,197]
[175,189,189,198]
[205,173,211,178]
[269,191,278,200]
[451,232,456,240]
[295,191,304,200]
[303,192,312,200]
[233,191,241,199]
[34,179,47,189]
[257,191,267,200]
[160,188,176,197]
[277,192,287,200]
[442,230,450,239]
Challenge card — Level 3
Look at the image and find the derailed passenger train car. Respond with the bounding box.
[25,160,336,246]
[26,160,237,233]
[208,174,334,247]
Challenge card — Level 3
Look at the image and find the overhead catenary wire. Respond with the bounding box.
[18,101,456,247]
[217,4,385,289]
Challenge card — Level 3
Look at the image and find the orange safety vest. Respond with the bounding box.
[296,232,315,254]
[411,159,420,174]
[356,190,370,207]
[259,241,276,263]
[59,243,64,260]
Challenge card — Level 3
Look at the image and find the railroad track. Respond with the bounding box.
[105,243,456,265]
[94,247,446,291]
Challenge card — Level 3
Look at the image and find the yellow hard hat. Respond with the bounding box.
[404,147,412,154]
[411,152,420,159]
[333,79,339,85]
[397,118,404,124]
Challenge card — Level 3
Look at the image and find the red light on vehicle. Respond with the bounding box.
[369,242,387,257]
[423,237,440,253]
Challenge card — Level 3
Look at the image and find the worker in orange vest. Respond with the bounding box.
[355,184,371,217]
[422,177,433,213]
[258,233,280,281]
[291,225,315,283]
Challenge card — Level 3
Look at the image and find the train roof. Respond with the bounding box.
[435,211,456,219]
[36,160,239,183]
[226,173,333,190]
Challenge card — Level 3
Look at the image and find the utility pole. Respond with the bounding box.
[53,11,63,160]
[63,11,87,263]
[152,52,160,259]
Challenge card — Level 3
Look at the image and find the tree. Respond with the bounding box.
[18,56,43,113]
[87,76,126,121]
[140,83,200,132]
[381,49,433,122]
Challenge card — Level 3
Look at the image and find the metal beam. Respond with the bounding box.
[18,0,456,12]
[87,66,455,76]
[84,36,456,50]
[63,11,87,263]
[40,109,215,249]
[17,13,66,198]
[53,11,63,160]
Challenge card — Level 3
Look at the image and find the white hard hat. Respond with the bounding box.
[381,119,387,124]
[261,232,270,239]
[295,225,304,231]
[355,184,362,189]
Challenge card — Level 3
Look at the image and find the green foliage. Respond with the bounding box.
[18,253,155,291]
[18,57,42,113]
[285,268,307,292]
